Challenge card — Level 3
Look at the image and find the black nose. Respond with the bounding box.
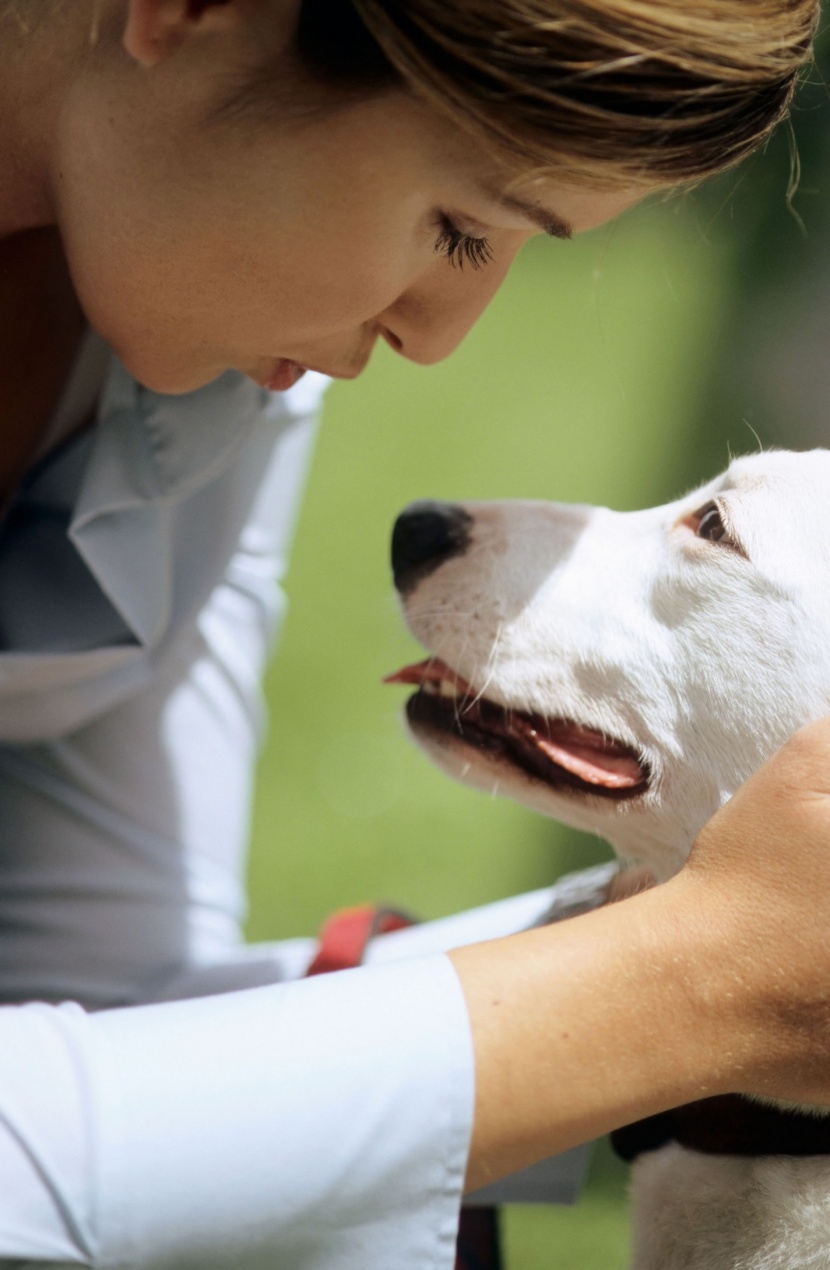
[391,501,473,593]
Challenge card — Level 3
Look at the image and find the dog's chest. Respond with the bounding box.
[629,1144,830,1270]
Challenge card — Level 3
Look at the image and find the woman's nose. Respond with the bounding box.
[378,253,513,365]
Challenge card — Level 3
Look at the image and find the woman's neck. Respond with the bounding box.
[0,228,87,509]
[0,1,93,237]
[0,6,105,512]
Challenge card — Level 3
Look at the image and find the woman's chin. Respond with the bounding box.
[114,344,230,396]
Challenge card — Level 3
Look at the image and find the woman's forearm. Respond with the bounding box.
[455,718,830,1193]
[452,877,730,1191]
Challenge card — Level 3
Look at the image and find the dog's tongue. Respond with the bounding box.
[384,658,473,691]
[385,659,642,790]
[516,719,642,789]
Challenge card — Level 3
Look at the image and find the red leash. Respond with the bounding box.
[306,905,414,976]
[307,904,503,1270]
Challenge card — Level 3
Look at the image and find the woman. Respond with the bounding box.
[0,1,828,1266]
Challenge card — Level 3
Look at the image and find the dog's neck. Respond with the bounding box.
[607,833,689,884]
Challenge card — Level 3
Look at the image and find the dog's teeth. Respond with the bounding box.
[420,678,460,699]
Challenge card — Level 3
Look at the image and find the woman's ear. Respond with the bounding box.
[122,0,238,68]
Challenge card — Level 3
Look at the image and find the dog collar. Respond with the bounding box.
[611,1093,830,1161]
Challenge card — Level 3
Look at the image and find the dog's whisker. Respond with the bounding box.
[461,626,504,716]
[741,417,764,455]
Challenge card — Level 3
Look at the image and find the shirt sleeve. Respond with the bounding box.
[0,954,473,1269]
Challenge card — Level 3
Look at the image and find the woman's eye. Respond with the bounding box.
[433,215,493,271]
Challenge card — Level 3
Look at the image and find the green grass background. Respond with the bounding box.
[244,106,825,1266]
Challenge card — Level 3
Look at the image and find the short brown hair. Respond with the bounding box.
[297,0,819,187]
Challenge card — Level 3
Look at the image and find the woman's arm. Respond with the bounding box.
[454,716,830,1191]
[1,724,829,1266]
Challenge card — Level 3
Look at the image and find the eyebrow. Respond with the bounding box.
[496,193,574,240]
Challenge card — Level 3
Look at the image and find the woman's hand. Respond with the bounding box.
[677,715,830,1108]
[453,716,830,1191]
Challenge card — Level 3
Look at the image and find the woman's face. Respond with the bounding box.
[54,11,640,395]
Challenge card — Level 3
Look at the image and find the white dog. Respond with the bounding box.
[387,449,830,1270]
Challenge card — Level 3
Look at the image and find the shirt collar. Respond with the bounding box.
[72,355,273,525]
[67,355,327,648]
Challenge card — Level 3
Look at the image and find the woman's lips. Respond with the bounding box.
[254,348,371,390]
[262,359,307,392]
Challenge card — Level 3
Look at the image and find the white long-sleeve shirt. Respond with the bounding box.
[0,342,593,1267]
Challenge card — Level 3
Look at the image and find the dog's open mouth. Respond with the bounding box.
[385,657,648,800]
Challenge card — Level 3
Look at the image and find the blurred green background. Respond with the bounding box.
[246,59,830,1270]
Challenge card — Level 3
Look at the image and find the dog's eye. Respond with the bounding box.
[685,500,747,558]
[695,501,728,543]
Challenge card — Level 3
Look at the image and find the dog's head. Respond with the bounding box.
[388,450,830,879]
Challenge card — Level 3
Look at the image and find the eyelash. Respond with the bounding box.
[433,215,494,271]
